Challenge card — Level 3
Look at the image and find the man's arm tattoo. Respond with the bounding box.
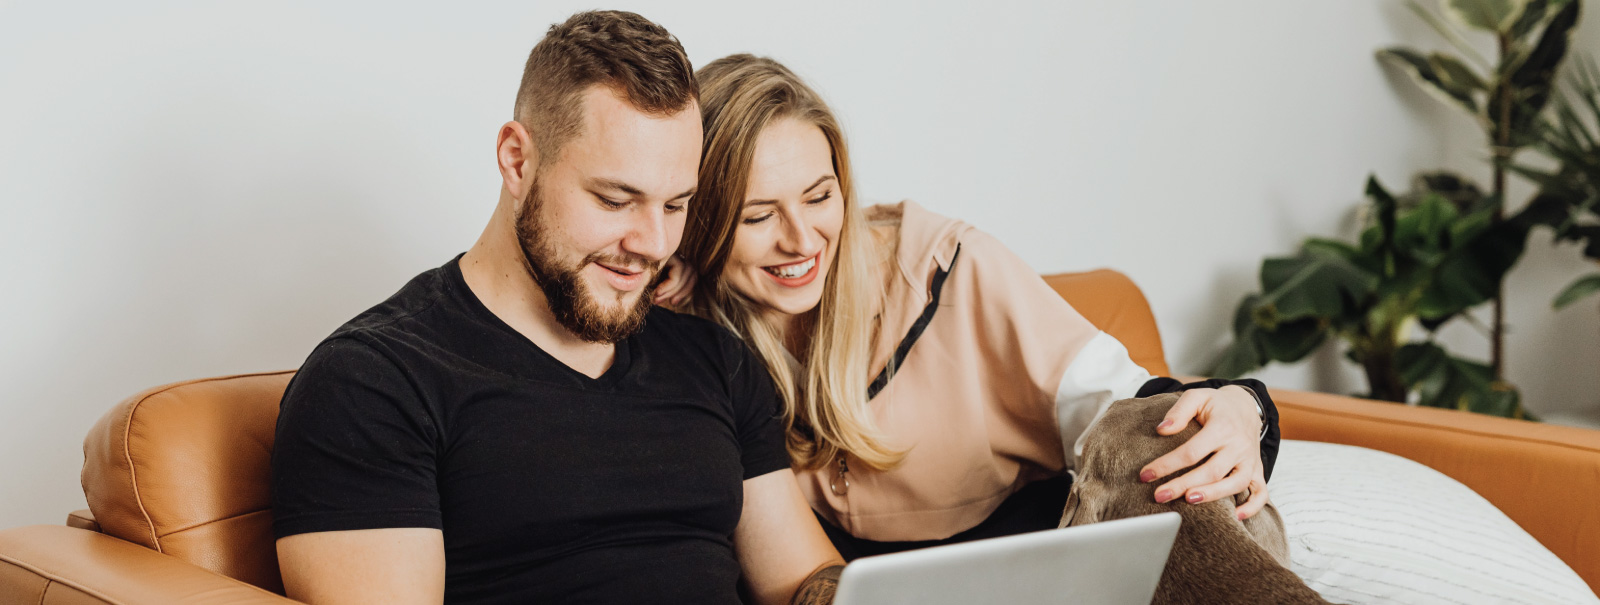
[791,564,843,605]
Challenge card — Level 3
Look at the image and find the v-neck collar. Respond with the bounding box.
[445,254,633,389]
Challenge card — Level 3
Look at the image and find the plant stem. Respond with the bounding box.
[1356,323,1408,403]
[1491,32,1512,380]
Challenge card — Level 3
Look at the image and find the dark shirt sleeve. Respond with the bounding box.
[272,337,443,538]
[1135,377,1280,482]
[724,336,792,480]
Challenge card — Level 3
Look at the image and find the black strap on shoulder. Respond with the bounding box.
[867,244,961,399]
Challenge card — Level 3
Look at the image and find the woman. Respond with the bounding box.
[658,54,1279,559]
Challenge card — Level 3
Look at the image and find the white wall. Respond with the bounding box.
[3,1,1597,529]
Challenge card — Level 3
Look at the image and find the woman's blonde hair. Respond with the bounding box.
[679,54,904,471]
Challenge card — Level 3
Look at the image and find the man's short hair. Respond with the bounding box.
[513,10,698,166]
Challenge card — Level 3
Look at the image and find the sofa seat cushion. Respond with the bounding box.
[1271,440,1598,604]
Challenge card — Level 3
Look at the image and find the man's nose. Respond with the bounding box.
[621,206,672,263]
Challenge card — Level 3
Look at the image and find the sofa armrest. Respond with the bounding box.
[1270,387,1600,591]
[0,525,298,604]
[66,509,100,533]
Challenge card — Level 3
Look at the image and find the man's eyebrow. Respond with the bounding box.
[744,175,837,207]
[589,178,695,203]
[588,178,645,197]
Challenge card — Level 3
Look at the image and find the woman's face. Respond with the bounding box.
[721,117,844,322]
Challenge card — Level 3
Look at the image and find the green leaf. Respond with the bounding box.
[1211,295,1269,379]
[1408,0,1495,68]
[1442,0,1527,32]
[1259,317,1329,363]
[1491,0,1579,144]
[1397,343,1522,416]
[1509,0,1550,40]
[1366,175,1401,276]
[1378,48,1483,115]
[1417,214,1531,318]
[1257,249,1378,324]
[1209,294,1330,379]
[1394,193,1460,254]
[1553,273,1600,308]
[1432,53,1489,94]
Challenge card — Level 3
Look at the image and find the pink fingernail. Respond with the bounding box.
[1154,490,1172,503]
[1186,492,1203,504]
[1139,470,1156,483]
[1157,420,1174,431]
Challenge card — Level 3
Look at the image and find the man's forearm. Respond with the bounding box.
[791,564,843,605]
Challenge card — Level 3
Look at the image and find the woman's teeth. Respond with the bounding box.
[764,257,816,279]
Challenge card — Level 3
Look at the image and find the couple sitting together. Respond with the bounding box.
[269,10,1282,605]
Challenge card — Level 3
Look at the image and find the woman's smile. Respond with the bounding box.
[763,254,820,286]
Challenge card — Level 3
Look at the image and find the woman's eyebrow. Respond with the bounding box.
[803,175,836,193]
[745,175,837,207]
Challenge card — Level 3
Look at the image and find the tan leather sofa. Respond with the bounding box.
[1,269,1596,604]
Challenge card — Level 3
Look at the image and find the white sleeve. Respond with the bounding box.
[1055,331,1154,468]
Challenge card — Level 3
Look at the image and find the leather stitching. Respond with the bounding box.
[0,542,287,604]
[113,370,297,554]
[36,579,48,605]
[119,396,161,553]
[1276,399,1600,455]
[158,508,269,538]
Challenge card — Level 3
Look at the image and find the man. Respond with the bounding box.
[271,11,843,604]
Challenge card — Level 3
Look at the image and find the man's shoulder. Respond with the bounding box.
[290,261,462,390]
[329,264,453,341]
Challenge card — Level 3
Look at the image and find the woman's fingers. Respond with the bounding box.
[1157,389,1211,435]
[1140,423,1224,484]
[672,264,697,306]
[654,256,694,305]
[1171,454,1252,506]
[1235,471,1269,520]
[1150,435,1246,503]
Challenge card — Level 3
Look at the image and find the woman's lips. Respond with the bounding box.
[762,255,820,288]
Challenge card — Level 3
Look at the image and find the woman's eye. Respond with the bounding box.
[805,191,833,205]
[666,203,686,214]
[742,212,773,225]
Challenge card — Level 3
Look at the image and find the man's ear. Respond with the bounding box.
[496,121,539,203]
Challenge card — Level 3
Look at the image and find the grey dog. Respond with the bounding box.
[1059,393,1330,604]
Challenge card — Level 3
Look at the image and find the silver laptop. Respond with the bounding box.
[832,512,1180,605]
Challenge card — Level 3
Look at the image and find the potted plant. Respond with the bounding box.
[1375,0,1578,378]
[1212,174,1535,416]
[1208,0,1580,418]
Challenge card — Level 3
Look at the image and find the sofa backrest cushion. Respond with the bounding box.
[81,371,293,593]
[1042,269,1170,376]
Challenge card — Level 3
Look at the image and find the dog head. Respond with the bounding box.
[1060,393,1202,527]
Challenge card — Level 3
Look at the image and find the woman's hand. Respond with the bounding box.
[1138,385,1268,520]
[653,255,698,308]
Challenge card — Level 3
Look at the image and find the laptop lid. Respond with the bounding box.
[832,512,1180,605]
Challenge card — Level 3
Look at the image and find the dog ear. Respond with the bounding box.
[1058,487,1080,528]
[1059,483,1103,527]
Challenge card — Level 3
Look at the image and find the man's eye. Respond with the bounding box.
[597,196,626,209]
[742,212,773,225]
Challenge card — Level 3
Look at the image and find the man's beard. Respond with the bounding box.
[514,185,660,344]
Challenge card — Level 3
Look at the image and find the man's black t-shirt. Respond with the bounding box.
[271,256,791,604]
